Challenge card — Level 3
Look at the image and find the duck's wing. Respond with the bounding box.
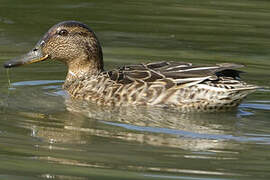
[105,61,245,88]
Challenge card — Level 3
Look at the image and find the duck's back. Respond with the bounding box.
[65,61,257,112]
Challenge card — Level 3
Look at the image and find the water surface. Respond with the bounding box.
[0,0,270,179]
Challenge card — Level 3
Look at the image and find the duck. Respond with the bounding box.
[4,20,257,112]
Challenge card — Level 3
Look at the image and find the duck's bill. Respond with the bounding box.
[3,49,49,68]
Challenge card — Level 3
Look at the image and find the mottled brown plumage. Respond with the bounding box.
[4,21,258,112]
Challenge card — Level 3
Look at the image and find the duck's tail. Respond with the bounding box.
[175,82,258,112]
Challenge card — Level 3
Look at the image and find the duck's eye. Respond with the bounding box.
[58,29,68,36]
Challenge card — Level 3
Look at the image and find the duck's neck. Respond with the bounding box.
[65,55,104,83]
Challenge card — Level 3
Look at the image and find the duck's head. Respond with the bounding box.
[4,21,104,79]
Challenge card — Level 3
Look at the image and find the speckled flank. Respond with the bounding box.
[64,65,256,112]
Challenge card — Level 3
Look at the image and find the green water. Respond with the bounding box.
[0,0,270,179]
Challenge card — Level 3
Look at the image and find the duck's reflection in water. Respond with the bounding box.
[31,98,237,151]
[4,90,245,176]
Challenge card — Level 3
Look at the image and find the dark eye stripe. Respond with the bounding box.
[58,29,68,36]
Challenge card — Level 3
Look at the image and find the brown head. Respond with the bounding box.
[4,21,104,80]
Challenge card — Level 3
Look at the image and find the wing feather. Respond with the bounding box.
[105,61,246,88]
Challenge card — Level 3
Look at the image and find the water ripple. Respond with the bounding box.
[11,80,64,86]
[100,120,270,144]
[240,103,270,110]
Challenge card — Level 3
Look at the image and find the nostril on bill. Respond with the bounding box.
[3,61,14,68]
